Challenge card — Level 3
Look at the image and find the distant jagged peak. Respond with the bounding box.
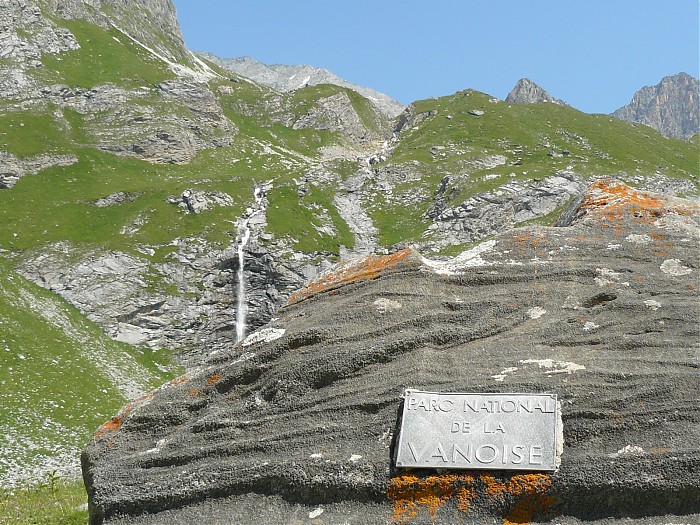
[506,78,568,106]
[200,53,406,118]
[612,72,699,140]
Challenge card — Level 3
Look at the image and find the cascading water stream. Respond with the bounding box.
[235,186,263,343]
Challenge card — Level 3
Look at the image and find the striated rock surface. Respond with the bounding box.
[505,78,568,106]
[612,72,699,140]
[82,181,700,524]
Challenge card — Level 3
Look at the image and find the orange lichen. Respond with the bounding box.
[171,375,189,385]
[514,232,547,247]
[189,389,199,396]
[389,473,552,524]
[388,474,469,523]
[481,473,552,498]
[288,249,415,305]
[482,474,553,525]
[95,404,134,439]
[207,374,222,385]
[98,417,123,434]
[574,179,699,226]
[134,392,155,404]
[455,483,476,513]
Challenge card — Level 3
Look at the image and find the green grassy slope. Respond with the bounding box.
[368,90,699,247]
[0,259,177,488]
[39,19,174,89]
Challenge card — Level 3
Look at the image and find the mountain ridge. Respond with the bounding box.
[611,72,699,140]
[200,53,406,118]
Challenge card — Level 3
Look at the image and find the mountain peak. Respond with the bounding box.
[505,78,568,106]
[612,72,699,140]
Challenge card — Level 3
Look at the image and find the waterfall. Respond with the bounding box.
[235,186,263,343]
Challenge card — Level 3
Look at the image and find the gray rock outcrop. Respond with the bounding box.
[612,72,700,140]
[0,152,78,188]
[506,78,568,106]
[424,171,585,249]
[82,181,700,524]
[167,189,233,214]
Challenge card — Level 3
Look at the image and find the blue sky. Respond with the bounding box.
[172,0,699,114]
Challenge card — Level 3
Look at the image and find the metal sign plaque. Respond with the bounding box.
[396,391,558,471]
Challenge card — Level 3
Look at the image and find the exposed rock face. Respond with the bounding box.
[167,189,234,214]
[292,91,384,145]
[0,0,79,97]
[16,188,324,360]
[612,72,700,140]
[51,81,236,164]
[506,78,568,106]
[82,181,699,524]
[0,152,78,188]
[424,171,586,249]
[202,54,406,118]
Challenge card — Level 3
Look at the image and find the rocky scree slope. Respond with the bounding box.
[0,259,176,488]
[612,72,700,140]
[83,181,700,524]
[200,53,406,118]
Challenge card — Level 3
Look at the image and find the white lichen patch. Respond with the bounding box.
[144,438,167,455]
[373,298,402,313]
[562,295,581,310]
[520,359,586,375]
[609,445,644,458]
[309,508,324,519]
[423,240,497,275]
[492,367,518,382]
[595,267,621,287]
[527,307,547,319]
[644,299,662,310]
[310,453,323,459]
[349,454,362,463]
[241,327,286,347]
[583,321,599,331]
[625,234,652,245]
[660,259,692,276]
[606,243,621,251]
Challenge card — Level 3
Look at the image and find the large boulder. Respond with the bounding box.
[82,180,700,524]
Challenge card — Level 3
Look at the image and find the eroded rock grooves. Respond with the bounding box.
[82,181,700,524]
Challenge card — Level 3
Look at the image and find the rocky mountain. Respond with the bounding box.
[612,72,700,140]
[82,181,700,524]
[0,0,699,502]
[201,54,406,118]
[505,78,568,106]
